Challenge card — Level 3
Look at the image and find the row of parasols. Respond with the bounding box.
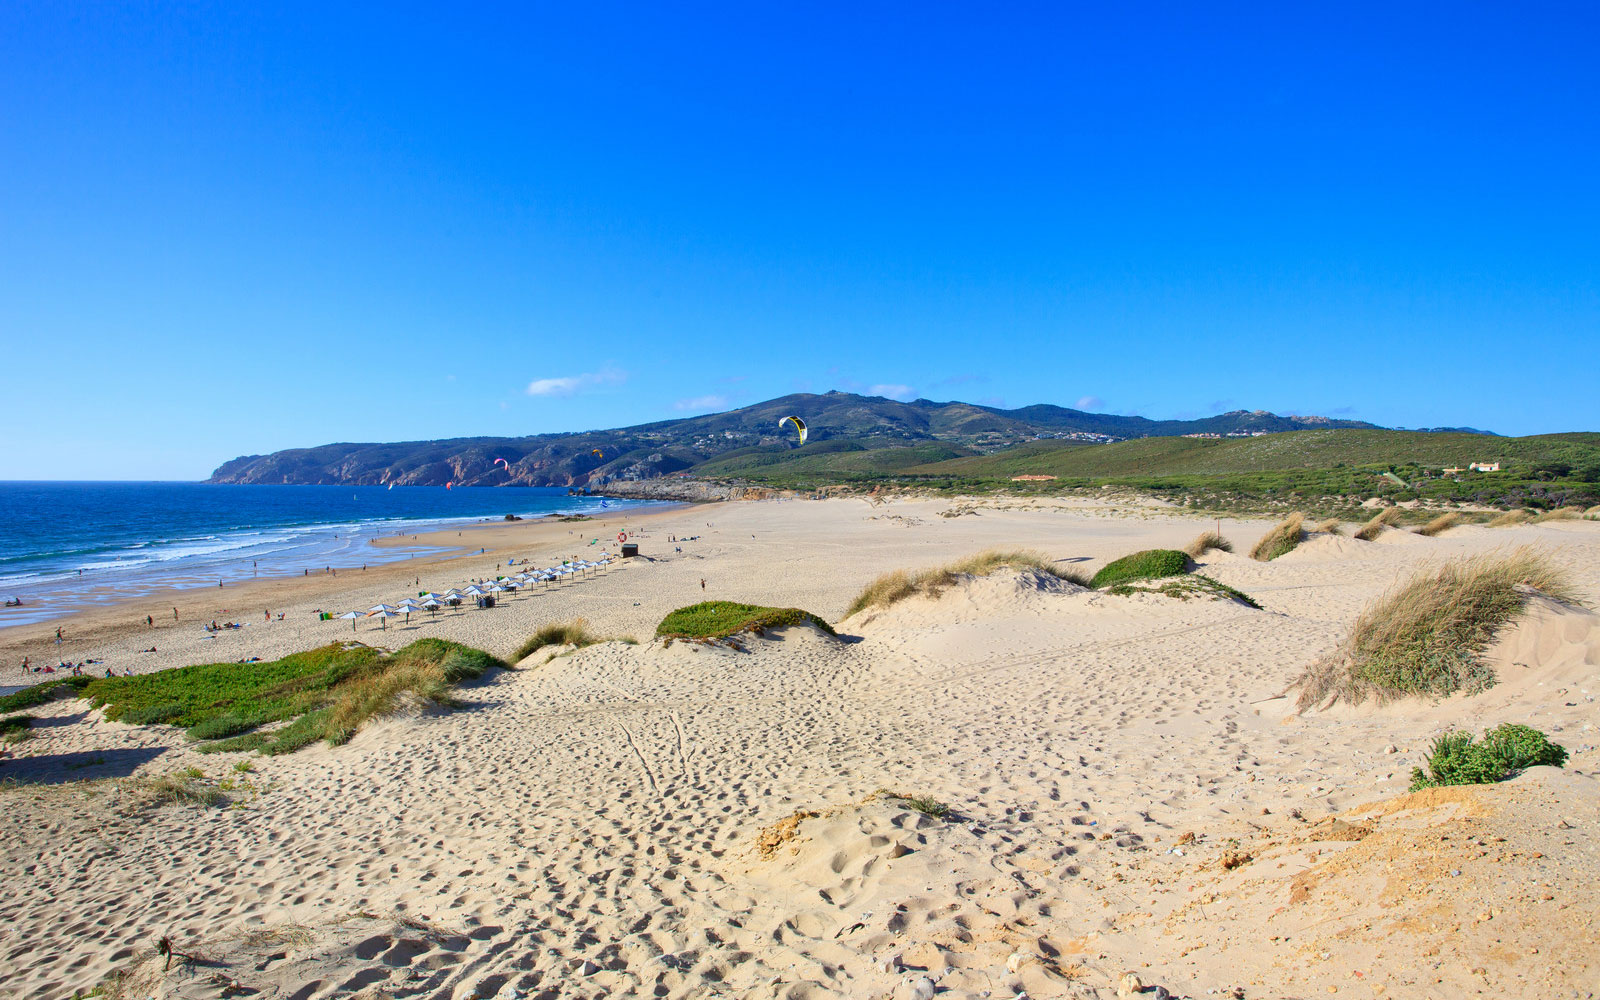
[334,558,613,629]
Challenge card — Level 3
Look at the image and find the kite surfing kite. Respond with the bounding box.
[494,457,510,473]
[778,415,808,446]
[445,481,454,490]
[591,448,605,459]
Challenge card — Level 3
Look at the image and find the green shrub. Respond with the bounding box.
[1090,549,1190,588]
[1410,724,1567,790]
[84,639,506,755]
[657,602,836,640]
[0,676,89,713]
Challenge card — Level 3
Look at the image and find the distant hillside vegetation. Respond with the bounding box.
[208,390,1384,488]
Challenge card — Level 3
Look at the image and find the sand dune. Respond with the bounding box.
[1,498,1597,999]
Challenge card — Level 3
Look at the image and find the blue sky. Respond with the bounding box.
[2,3,1596,479]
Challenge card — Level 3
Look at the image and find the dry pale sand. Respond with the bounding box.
[1,496,1598,999]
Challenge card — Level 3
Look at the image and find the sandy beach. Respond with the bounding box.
[1,495,1597,999]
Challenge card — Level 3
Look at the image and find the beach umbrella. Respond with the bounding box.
[368,603,402,614]
[337,611,362,632]
[368,608,401,630]
[419,597,442,619]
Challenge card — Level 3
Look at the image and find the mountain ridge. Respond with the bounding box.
[206,391,1481,487]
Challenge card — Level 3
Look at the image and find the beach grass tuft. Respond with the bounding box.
[1535,506,1584,522]
[1090,549,1190,588]
[1249,514,1305,561]
[1312,518,1344,535]
[657,601,836,640]
[1296,547,1579,708]
[80,638,505,755]
[1353,507,1405,541]
[1415,512,1464,537]
[1488,510,1533,527]
[512,619,633,661]
[844,549,1087,617]
[1183,530,1233,557]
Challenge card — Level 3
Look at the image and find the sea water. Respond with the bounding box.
[0,482,664,627]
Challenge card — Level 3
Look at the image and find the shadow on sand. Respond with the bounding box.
[1,746,168,785]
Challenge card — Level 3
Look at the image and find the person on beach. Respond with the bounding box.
[264,610,270,622]
[700,578,706,591]
[146,615,153,627]
[173,608,178,621]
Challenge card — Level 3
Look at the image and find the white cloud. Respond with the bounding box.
[869,383,917,401]
[525,365,625,397]
[674,394,730,412]
[1075,395,1104,410]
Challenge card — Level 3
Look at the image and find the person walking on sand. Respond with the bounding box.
[700,578,706,591]
[146,615,153,627]
[173,607,179,621]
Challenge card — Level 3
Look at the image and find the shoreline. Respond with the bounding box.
[0,502,690,680]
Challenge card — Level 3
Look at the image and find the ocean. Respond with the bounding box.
[0,482,666,628]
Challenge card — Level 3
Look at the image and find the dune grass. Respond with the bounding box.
[512,619,633,661]
[1090,549,1190,588]
[1249,513,1305,561]
[0,714,33,743]
[82,639,505,755]
[657,601,836,640]
[1488,510,1533,527]
[1415,512,1464,537]
[1353,507,1405,541]
[1312,518,1344,535]
[1535,506,1584,522]
[1183,530,1233,557]
[1296,547,1579,708]
[844,549,1087,617]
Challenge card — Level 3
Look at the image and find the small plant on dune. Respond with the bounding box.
[657,601,836,641]
[882,790,952,819]
[1488,510,1533,527]
[1353,507,1405,541]
[1107,574,1262,609]
[1409,724,1567,791]
[512,619,633,661]
[129,770,229,808]
[1415,512,1464,537]
[1535,506,1583,523]
[845,549,1087,617]
[1090,549,1191,588]
[1297,547,1580,708]
[0,714,33,743]
[1249,514,1305,561]
[1312,518,1344,535]
[1183,530,1233,557]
